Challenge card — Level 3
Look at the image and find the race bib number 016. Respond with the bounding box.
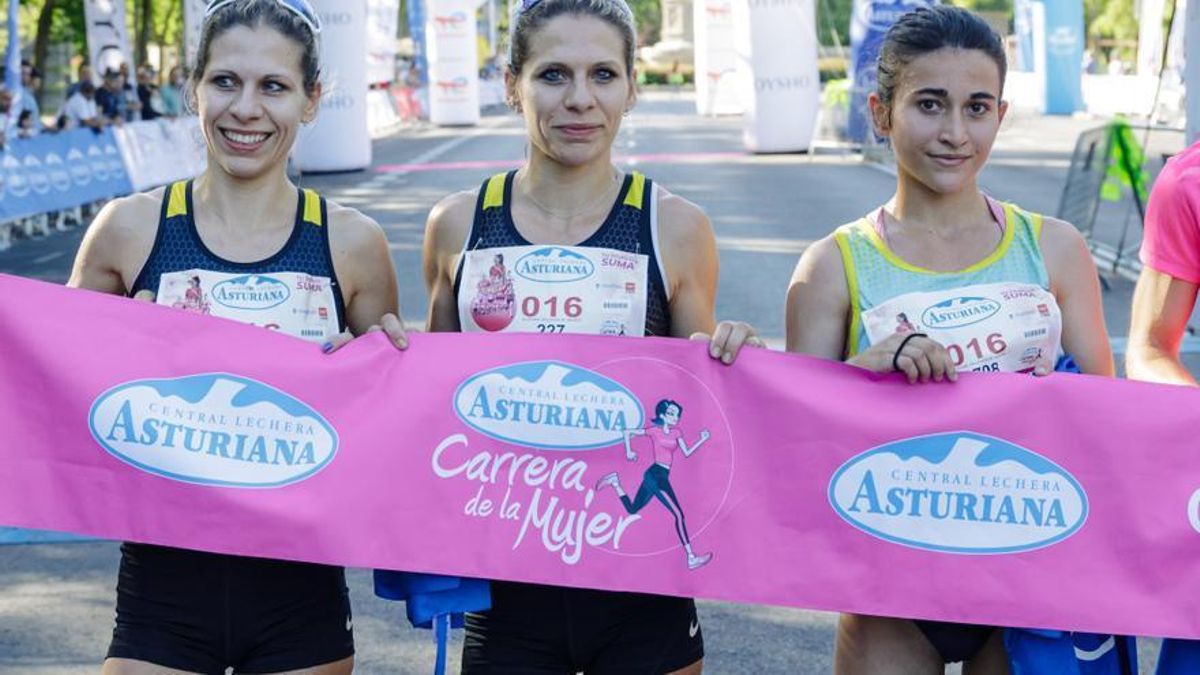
[459,245,649,336]
[861,281,1063,374]
[157,269,339,344]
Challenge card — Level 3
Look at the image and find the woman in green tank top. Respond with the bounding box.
[785,6,1112,674]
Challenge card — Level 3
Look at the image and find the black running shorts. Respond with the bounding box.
[106,543,354,674]
[462,581,704,674]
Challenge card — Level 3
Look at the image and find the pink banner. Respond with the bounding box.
[2,273,1199,637]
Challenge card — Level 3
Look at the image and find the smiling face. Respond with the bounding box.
[662,404,681,425]
[870,47,1007,197]
[196,23,320,181]
[509,14,636,168]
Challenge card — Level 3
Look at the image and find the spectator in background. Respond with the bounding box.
[0,87,13,147]
[118,62,142,121]
[96,69,127,124]
[20,61,43,134]
[66,62,94,99]
[16,109,37,139]
[64,81,106,131]
[159,65,185,117]
[136,66,161,120]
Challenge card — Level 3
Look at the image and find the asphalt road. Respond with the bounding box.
[0,92,1178,673]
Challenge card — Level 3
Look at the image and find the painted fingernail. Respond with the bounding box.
[321,342,333,353]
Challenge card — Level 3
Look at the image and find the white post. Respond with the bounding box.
[733,0,820,152]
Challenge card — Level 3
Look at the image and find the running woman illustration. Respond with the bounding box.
[596,399,714,570]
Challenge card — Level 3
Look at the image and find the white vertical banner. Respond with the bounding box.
[1185,0,1200,142]
[296,1,372,172]
[1138,0,1167,75]
[733,0,820,152]
[183,0,207,71]
[367,0,401,85]
[83,0,134,75]
[694,0,743,116]
[427,0,481,126]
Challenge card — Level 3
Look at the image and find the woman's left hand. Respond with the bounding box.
[322,313,409,354]
[692,320,765,365]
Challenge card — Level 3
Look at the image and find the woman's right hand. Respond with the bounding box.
[847,332,958,384]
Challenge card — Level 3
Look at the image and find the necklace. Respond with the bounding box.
[521,169,622,219]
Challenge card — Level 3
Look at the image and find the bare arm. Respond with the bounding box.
[623,428,645,460]
[680,429,711,457]
[327,203,403,341]
[785,235,851,359]
[657,193,718,339]
[422,191,475,333]
[786,233,956,383]
[67,191,160,295]
[657,190,759,362]
[1127,266,1199,385]
[1040,217,1114,377]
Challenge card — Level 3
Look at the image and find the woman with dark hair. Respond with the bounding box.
[786,5,1111,672]
[69,1,407,672]
[419,0,759,669]
[597,399,713,569]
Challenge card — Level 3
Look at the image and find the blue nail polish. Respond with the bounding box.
[321,342,333,353]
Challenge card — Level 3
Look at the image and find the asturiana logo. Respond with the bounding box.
[212,275,292,311]
[515,247,596,284]
[89,374,338,488]
[828,432,1088,554]
[454,361,643,450]
[921,296,1002,329]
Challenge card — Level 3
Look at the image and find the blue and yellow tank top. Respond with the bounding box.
[835,202,1061,373]
[453,170,671,337]
[131,179,347,332]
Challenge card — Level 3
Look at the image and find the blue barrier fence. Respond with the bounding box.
[1,128,134,222]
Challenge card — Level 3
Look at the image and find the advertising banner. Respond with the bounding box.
[295,0,372,172]
[112,118,206,192]
[182,0,208,71]
[427,0,480,126]
[733,0,820,152]
[82,0,135,76]
[847,0,935,142]
[367,0,402,85]
[693,0,743,116]
[5,273,1200,639]
[1042,0,1084,114]
[0,128,133,222]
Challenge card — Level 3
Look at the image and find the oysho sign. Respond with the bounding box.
[829,432,1088,553]
[90,374,339,488]
[454,361,644,450]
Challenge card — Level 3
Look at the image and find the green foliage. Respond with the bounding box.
[627,0,661,46]
[817,0,851,47]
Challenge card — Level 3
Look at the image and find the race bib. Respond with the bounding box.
[157,270,339,343]
[459,245,648,336]
[861,281,1062,374]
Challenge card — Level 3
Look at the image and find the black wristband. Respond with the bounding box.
[892,332,928,372]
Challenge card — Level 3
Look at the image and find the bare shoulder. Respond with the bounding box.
[92,188,165,245]
[425,189,477,253]
[70,187,166,291]
[654,186,713,247]
[325,199,388,253]
[792,232,847,283]
[1036,214,1090,262]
